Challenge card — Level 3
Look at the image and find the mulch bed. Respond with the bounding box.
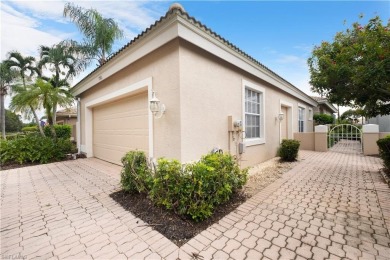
[110,190,249,246]
[0,162,42,171]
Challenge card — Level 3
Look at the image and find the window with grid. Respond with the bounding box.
[298,107,305,132]
[245,88,262,139]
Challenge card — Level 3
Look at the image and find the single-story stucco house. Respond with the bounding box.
[310,96,338,116]
[56,107,77,140]
[71,3,317,167]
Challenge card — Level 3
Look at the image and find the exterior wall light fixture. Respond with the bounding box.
[278,113,284,121]
[150,91,166,119]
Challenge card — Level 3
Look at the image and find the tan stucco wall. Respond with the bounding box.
[294,133,315,151]
[379,132,390,139]
[78,38,316,167]
[314,133,328,152]
[363,133,380,155]
[79,39,181,160]
[57,117,77,126]
[178,40,314,167]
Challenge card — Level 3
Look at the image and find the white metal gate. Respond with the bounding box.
[328,124,362,154]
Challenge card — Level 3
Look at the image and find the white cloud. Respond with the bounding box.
[1,2,67,59]
[1,1,165,60]
[275,54,307,68]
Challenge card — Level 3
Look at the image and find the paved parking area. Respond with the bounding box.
[1,151,390,259]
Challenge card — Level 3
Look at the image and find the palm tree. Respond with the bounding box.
[6,52,44,135]
[38,41,86,125]
[6,52,38,87]
[0,61,17,139]
[9,84,42,125]
[63,2,123,65]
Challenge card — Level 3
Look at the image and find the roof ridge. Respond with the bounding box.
[73,4,314,101]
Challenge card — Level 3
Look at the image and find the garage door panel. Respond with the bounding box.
[93,92,148,165]
[94,115,148,131]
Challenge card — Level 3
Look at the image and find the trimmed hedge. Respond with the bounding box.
[313,113,334,125]
[0,134,74,165]
[22,126,38,132]
[278,139,300,161]
[44,125,72,139]
[21,124,72,139]
[377,135,390,170]
[120,151,248,221]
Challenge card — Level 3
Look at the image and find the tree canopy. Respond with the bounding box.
[308,16,390,117]
[5,109,23,132]
[63,2,124,65]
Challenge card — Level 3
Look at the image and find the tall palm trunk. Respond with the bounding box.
[31,106,44,136]
[52,103,57,125]
[1,93,5,139]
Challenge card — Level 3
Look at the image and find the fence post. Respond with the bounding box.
[315,125,328,152]
[362,124,379,155]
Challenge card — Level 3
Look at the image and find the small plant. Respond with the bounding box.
[120,151,153,193]
[153,153,246,221]
[377,135,390,171]
[278,139,300,162]
[120,151,248,222]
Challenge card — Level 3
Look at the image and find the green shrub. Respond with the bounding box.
[377,135,390,170]
[146,153,248,222]
[313,113,334,125]
[0,134,74,165]
[44,125,72,139]
[278,139,300,162]
[3,133,25,141]
[22,126,38,132]
[120,151,153,193]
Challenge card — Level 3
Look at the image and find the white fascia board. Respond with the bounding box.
[176,17,317,107]
[72,18,180,96]
[325,102,338,113]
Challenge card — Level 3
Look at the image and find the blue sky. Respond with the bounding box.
[1,1,389,115]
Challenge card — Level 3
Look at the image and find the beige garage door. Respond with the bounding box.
[93,92,149,165]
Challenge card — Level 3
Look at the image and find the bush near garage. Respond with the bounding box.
[120,151,248,222]
[278,139,300,162]
[0,134,74,165]
[44,124,72,139]
[377,135,390,171]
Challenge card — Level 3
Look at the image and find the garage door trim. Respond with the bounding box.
[83,77,153,158]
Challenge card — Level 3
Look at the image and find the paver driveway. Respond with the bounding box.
[1,151,390,259]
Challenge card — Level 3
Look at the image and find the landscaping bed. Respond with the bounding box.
[110,157,299,246]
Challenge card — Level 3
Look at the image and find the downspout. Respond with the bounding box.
[77,97,81,154]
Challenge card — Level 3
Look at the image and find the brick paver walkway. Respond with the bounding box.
[1,151,390,259]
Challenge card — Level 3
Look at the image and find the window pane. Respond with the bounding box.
[251,102,255,114]
[245,87,263,139]
[247,126,252,138]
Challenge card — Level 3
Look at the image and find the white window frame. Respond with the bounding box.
[308,108,313,121]
[242,79,265,146]
[298,103,306,133]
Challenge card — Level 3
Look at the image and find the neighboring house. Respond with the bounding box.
[367,115,390,132]
[56,107,77,140]
[71,4,317,167]
[310,96,338,116]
